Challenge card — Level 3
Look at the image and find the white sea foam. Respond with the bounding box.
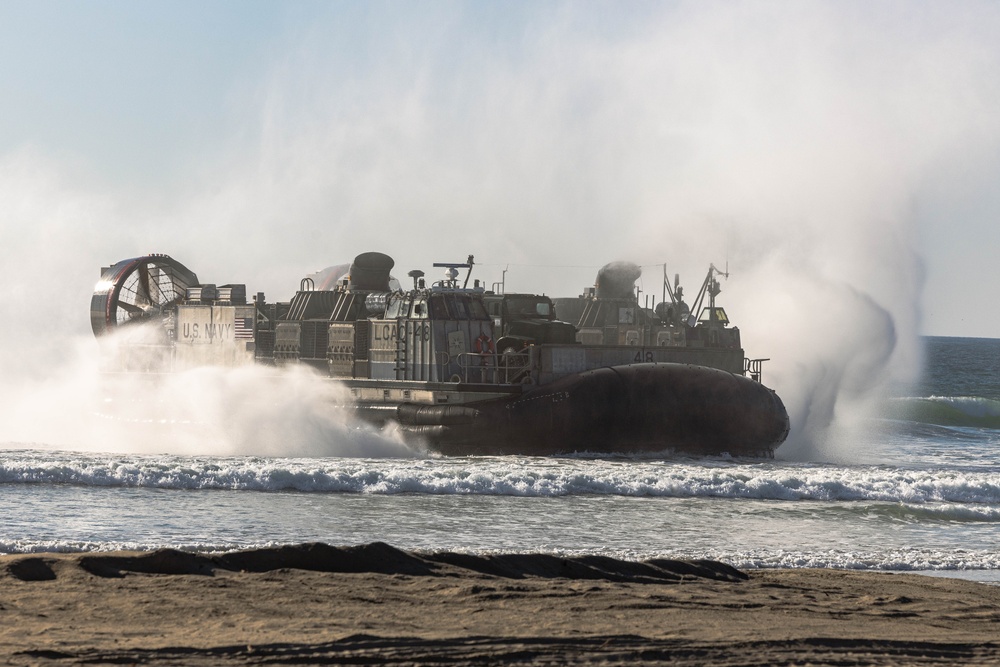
[0,538,283,556]
[3,450,1000,504]
[718,549,1000,572]
[3,448,998,576]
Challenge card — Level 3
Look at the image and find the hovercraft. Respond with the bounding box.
[90,253,789,456]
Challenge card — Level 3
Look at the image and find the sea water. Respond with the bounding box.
[2,336,999,581]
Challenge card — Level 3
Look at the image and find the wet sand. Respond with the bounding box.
[2,542,999,665]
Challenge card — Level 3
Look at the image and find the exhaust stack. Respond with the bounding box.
[348,252,395,291]
[595,261,641,299]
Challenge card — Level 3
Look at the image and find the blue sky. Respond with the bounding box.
[1,1,284,185]
[2,1,1000,372]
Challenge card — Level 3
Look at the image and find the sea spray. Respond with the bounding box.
[0,327,419,458]
[4,4,1000,465]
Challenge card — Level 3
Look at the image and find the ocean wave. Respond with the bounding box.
[3,451,1000,504]
[863,502,1000,522]
[885,395,1000,429]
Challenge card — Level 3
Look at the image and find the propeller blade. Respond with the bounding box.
[118,301,144,315]
[147,265,170,305]
[137,265,153,305]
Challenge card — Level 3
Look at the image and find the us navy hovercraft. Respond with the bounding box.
[90,252,789,456]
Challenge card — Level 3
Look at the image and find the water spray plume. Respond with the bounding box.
[2,325,421,458]
[3,3,1000,459]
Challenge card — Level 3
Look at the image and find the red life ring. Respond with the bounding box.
[475,333,495,355]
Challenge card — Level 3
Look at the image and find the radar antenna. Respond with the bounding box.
[432,255,475,289]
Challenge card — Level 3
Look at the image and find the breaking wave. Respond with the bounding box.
[3,450,1000,505]
[885,396,1000,429]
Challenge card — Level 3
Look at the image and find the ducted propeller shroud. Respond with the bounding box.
[90,255,199,336]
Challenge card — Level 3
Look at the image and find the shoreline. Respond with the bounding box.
[904,569,1000,585]
[3,543,1000,665]
[4,545,999,584]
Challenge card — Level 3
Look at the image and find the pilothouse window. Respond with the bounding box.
[430,295,449,319]
[445,295,470,320]
[442,294,490,321]
[698,307,729,325]
[385,297,403,319]
[468,298,489,320]
[410,298,428,319]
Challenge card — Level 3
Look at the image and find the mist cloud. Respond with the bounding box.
[3,1,1000,458]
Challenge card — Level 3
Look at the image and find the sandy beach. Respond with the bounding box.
[1,543,998,665]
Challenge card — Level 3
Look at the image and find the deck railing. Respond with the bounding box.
[744,358,770,383]
[456,352,532,385]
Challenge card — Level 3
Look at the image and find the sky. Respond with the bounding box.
[2,0,1000,455]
